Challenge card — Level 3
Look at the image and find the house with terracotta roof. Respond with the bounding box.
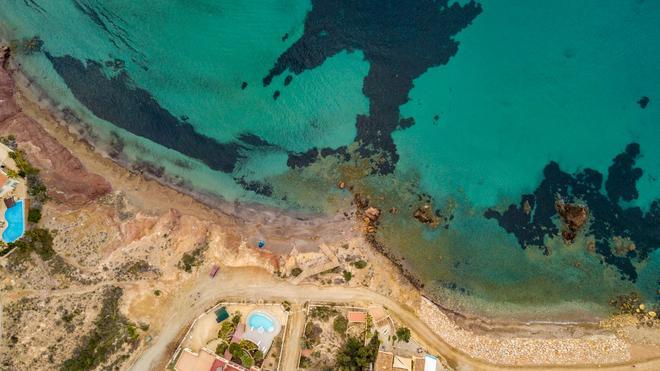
[174,348,259,371]
[0,144,19,198]
[413,356,425,371]
[347,311,367,323]
[375,351,394,371]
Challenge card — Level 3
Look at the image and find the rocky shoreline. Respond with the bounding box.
[4,43,660,369]
[1,44,609,328]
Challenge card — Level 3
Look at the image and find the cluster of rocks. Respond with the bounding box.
[413,204,441,228]
[352,192,381,234]
[609,293,658,328]
[554,199,589,243]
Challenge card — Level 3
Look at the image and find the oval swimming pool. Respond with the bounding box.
[3,200,25,243]
[247,312,275,332]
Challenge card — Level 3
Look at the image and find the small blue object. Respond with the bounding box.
[258,240,265,248]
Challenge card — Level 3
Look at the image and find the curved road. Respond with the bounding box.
[130,268,660,371]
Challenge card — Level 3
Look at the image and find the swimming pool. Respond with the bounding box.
[247,312,275,332]
[3,200,25,243]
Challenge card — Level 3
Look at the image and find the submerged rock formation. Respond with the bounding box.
[555,199,589,243]
[485,143,660,281]
[413,204,440,228]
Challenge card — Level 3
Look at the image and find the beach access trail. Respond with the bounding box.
[129,268,660,371]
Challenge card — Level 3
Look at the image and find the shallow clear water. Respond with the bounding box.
[1,0,658,318]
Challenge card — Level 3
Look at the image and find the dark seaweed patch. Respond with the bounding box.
[233,176,273,197]
[264,0,482,173]
[284,75,293,86]
[45,53,245,173]
[287,148,319,168]
[237,133,273,147]
[638,96,650,109]
[287,146,350,168]
[241,81,248,90]
[485,143,660,281]
[605,143,643,203]
[273,90,280,100]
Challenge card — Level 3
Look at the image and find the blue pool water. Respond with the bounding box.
[3,200,25,243]
[247,312,275,332]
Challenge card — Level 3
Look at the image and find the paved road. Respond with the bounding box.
[126,268,660,371]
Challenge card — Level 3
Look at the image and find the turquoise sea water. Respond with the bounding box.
[1,0,658,319]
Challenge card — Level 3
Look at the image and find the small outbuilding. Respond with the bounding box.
[215,307,229,323]
[347,311,367,323]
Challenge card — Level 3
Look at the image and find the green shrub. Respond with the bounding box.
[217,321,236,341]
[333,315,348,334]
[299,356,312,368]
[229,343,253,368]
[291,267,303,277]
[352,260,368,269]
[335,333,380,369]
[396,327,411,343]
[27,208,41,223]
[5,169,19,178]
[9,149,38,176]
[228,343,242,356]
[342,270,352,282]
[239,340,257,352]
[310,306,338,321]
[177,243,207,272]
[0,242,13,257]
[8,228,55,262]
[215,342,228,356]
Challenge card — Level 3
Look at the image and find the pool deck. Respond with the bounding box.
[243,311,282,353]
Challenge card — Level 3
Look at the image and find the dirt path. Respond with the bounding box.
[128,268,660,371]
[280,303,305,371]
[0,280,135,302]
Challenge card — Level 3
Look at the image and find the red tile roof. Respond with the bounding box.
[210,358,227,371]
[347,311,367,323]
